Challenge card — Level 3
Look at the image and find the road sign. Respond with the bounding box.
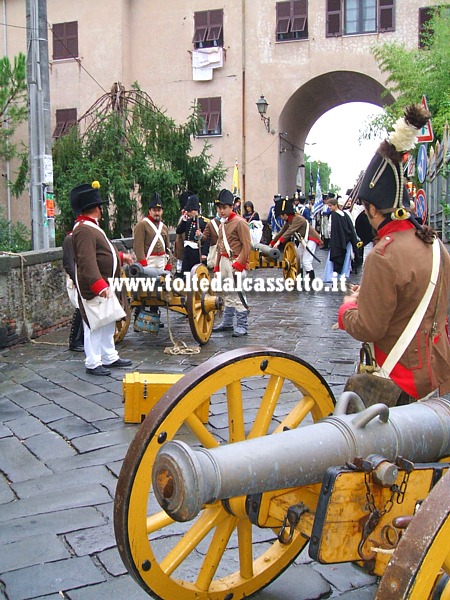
[417,95,434,143]
[417,144,427,183]
[415,188,427,223]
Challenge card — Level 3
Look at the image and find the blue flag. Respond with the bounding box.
[313,168,323,216]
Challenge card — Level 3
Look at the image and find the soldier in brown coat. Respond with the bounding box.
[212,189,252,337]
[71,182,134,376]
[338,105,450,402]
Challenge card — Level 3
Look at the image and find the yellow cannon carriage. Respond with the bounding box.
[114,262,223,345]
[249,241,302,281]
[114,348,450,599]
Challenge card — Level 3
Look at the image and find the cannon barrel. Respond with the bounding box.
[252,242,282,261]
[128,262,167,278]
[152,396,450,522]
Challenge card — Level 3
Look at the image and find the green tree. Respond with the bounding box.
[0,52,28,196]
[53,84,226,244]
[304,157,334,196]
[367,8,450,140]
[0,207,31,252]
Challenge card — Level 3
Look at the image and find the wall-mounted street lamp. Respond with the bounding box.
[256,95,270,133]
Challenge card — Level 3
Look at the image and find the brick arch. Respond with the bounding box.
[277,71,395,196]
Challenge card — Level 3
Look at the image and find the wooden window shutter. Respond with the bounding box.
[418,7,433,48]
[206,9,223,43]
[53,108,77,138]
[52,21,78,60]
[326,0,342,37]
[276,2,291,35]
[209,97,221,133]
[65,21,79,58]
[379,0,395,32]
[52,23,65,59]
[193,12,208,43]
[292,0,307,32]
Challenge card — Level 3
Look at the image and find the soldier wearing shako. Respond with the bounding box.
[175,194,209,275]
[133,192,172,270]
[270,197,322,281]
[212,188,252,337]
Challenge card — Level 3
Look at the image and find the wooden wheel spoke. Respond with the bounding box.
[249,375,285,438]
[160,505,226,575]
[115,348,335,600]
[237,518,254,579]
[274,395,315,433]
[195,515,238,591]
[227,380,245,442]
[146,510,174,535]
[185,413,219,448]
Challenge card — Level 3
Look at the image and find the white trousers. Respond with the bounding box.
[296,240,317,272]
[83,320,119,369]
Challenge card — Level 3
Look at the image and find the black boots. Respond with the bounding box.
[69,309,84,352]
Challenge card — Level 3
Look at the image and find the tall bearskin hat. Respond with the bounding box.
[358,104,431,220]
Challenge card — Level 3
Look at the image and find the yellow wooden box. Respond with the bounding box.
[122,372,184,423]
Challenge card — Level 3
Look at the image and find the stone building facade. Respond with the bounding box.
[0,0,442,226]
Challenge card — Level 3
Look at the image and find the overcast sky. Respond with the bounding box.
[306,102,385,196]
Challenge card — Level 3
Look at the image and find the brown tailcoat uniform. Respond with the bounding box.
[339,223,450,399]
[272,213,322,244]
[72,221,120,301]
[133,218,170,264]
[215,214,252,269]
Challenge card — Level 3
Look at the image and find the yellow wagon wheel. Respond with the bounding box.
[114,286,132,343]
[186,263,222,345]
[282,241,299,281]
[376,469,450,599]
[114,347,335,600]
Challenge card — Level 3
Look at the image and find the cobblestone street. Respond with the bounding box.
[0,249,384,599]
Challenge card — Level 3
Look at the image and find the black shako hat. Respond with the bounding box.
[148,192,163,209]
[178,190,194,210]
[274,197,295,218]
[70,181,107,214]
[358,104,431,218]
[217,189,234,206]
[185,194,200,211]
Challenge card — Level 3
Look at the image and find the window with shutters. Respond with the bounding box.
[52,21,78,60]
[193,10,223,49]
[197,98,221,137]
[326,0,394,37]
[53,108,77,138]
[418,5,449,48]
[276,1,308,41]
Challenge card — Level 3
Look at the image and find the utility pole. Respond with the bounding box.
[26,0,54,249]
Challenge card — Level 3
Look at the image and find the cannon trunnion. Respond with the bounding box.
[114,347,450,600]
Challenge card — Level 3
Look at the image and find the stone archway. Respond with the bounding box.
[277,71,395,196]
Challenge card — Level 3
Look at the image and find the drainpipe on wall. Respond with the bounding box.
[2,0,11,224]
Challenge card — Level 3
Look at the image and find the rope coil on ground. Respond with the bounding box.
[163,304,200,355]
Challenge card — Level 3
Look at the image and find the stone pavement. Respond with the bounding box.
[0,248,382,600]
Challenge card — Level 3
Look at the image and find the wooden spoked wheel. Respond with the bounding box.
[114,286,132,343]
[376,469,450,599]
[186,263,221,345]
[282,241,300,281]
[114,347,335,600]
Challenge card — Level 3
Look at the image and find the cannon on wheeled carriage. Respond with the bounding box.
[114,347,450,600]
[114,262,223,345]
[249,241,306,281]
